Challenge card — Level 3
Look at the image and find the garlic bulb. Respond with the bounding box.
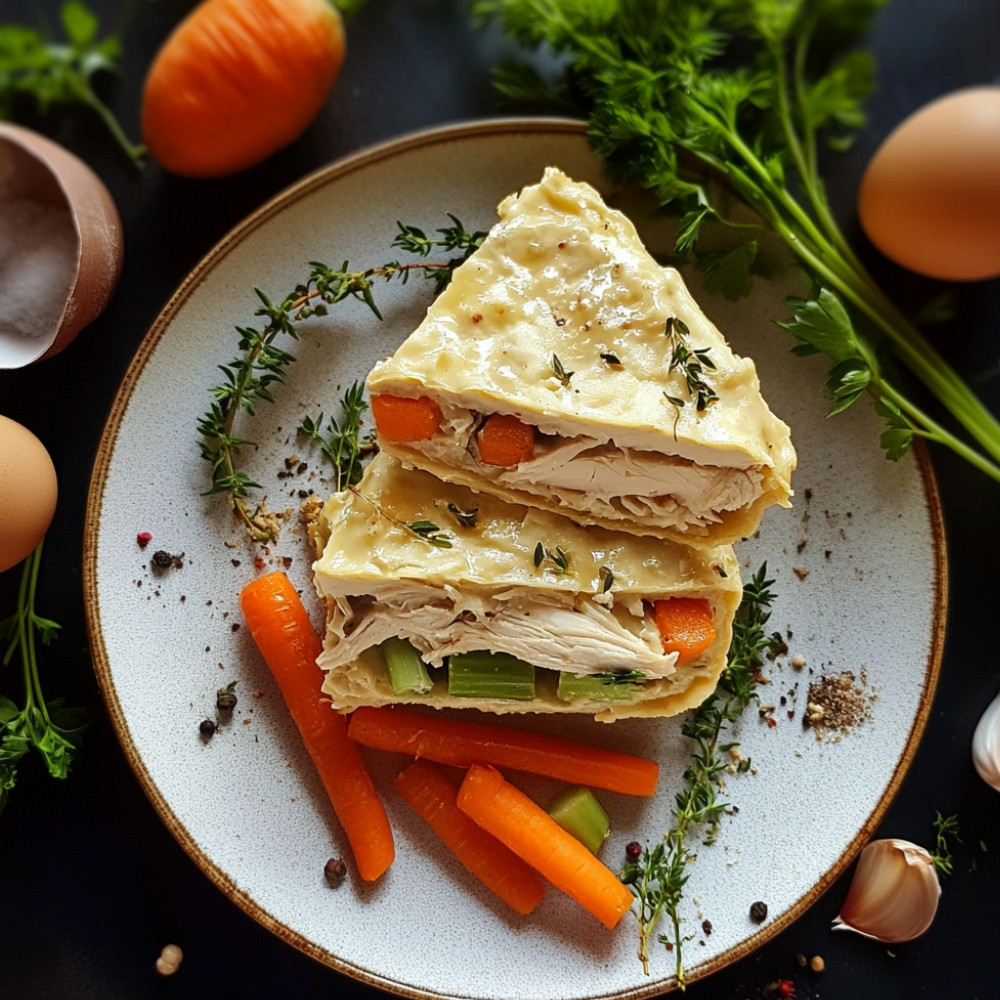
[972,689,1000,791]
[832,839,941,943]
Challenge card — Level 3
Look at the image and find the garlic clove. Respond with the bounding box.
[832,838,941,943]
[972,689,1000,791]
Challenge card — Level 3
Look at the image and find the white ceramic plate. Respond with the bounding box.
[84,120,945,999]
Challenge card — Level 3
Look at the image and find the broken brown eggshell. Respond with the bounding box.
[0,122,123,368]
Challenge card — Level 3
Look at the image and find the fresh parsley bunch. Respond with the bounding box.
[475,0,1000,482]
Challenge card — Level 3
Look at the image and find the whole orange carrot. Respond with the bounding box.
[457,764,634,930]
[394,759,546,915]
[240,572,394,881]
[348,705,659,797]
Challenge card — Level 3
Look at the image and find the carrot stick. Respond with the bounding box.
[477,412,536,466]
[649,597,717,665]
[394,759,546,915]
[457,764,634,930]
[348,706,659,797]
[371,393,443,442]
[239,572,394,881]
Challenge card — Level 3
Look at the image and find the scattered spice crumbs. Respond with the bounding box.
[804,671,873,739]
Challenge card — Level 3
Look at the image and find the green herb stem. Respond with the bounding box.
[1,541,87,813]
[199,218,485,538]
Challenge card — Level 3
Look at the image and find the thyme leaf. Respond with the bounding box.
[446,502,479,528]
[598,564,614,593]
[406,520,454,548]
[619,564,780,981]
[551,353,574,387]
[533,542,569,573]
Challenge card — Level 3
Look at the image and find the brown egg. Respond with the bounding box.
[0,123,124,368]
[0,414,58,573]
[858,87,1000,282]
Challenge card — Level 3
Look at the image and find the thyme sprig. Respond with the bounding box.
[198,218,485,541]
[347,488,454,549]
[620,564,780,983]
[664,316,719,413]
[297,382,374,493]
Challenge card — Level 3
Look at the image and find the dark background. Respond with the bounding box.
[1,1,999,998]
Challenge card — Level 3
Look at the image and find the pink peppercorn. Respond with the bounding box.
[137,531,153,548]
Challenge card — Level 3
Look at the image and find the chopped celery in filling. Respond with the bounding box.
[379,636,433,695]
[378,643,651,703]
[448,651,536,700]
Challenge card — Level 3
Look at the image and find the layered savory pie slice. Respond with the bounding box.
[366,167,795,548]
[311,453,742,722]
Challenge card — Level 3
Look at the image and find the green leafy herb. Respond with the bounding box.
[0,1,142,166]
[297,382,373,493]
[930,811,961,878]
[198,218,485,541]
[476,0,1000,483]
[619,564,780,981]
[0,542,88,814]
[664,315,719,412]
[598,564,614,593]
[551,353,574,387]
[347,488,454,549]
[533,541,569,573]
[406,520,454,548]
[601,352,622,367]
[446,502,479,528]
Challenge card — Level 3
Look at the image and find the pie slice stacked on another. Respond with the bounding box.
[367,167,795,547]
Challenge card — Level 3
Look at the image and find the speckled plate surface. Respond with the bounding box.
[84,120,946,999]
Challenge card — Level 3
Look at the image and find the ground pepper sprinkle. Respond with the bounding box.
[804,671,873,740]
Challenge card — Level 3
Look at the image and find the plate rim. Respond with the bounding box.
[82,117,948,998]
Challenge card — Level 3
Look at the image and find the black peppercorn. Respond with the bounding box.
[199,718,216,738]
[749,900,768,923]
[324,857,347,885]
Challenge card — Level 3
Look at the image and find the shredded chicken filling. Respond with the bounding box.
[410,408,766,532]
[317,586,691,680]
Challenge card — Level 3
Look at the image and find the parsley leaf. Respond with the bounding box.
[0,1,143,166]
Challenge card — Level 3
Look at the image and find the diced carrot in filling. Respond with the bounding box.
[371,394,443,443]
[477,413,536,466]
[648,598,716,666]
